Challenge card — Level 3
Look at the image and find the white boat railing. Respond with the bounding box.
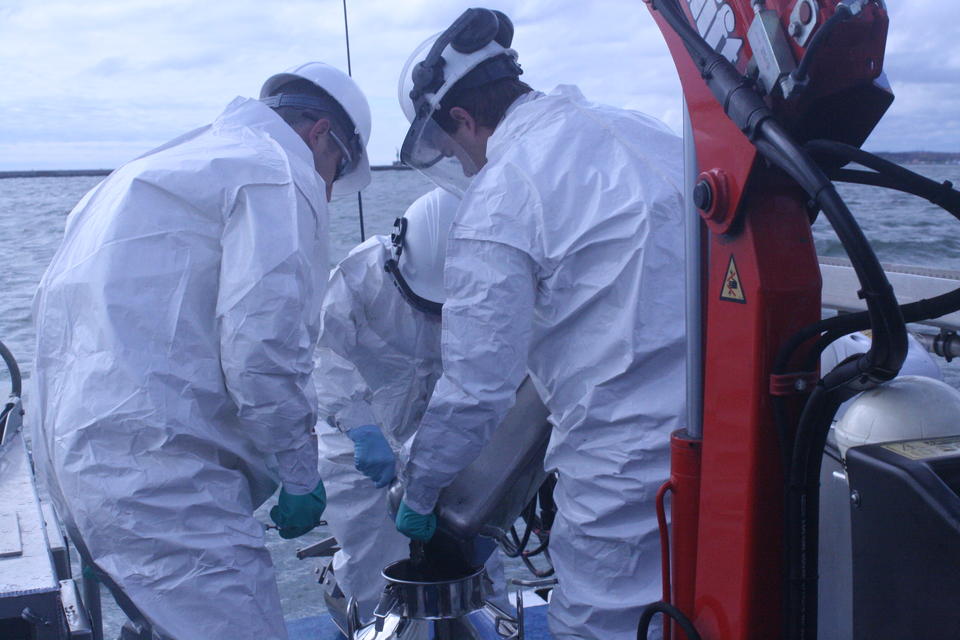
[820,256,960,333]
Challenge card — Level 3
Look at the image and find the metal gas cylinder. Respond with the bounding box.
[389,376,552,541]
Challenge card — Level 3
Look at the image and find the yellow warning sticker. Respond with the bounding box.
[882,436,960,461]
[720,255,746,304]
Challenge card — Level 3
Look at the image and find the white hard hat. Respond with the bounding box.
[260,61,372,197]
[397,9,521,195]
[384,188,461,314]
[835,375,960,458]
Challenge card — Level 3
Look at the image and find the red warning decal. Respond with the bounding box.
[720,254,746,304]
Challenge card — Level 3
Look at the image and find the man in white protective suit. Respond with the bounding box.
[392,8,685,640]
[31,62,371,640]
[313,187,506,625]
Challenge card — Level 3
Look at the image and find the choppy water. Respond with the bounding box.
[2,163,959,633]
[0,169,437,635]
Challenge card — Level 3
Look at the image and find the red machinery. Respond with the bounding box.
[641,1,906,639]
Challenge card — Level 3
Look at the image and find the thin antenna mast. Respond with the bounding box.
[342,0,366,241]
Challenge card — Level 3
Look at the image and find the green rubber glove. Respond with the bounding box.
[395,500,437,542]
[269,480,326,539]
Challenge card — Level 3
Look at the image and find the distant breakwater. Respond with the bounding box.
[0,169,112,179]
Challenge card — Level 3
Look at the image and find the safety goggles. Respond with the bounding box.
[262,93,362,182]
[328,129,361,181]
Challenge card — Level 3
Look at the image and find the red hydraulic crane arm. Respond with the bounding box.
[641,1,902,639]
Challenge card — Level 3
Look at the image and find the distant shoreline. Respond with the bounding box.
[0,165,413,179]
[2,153,957,180]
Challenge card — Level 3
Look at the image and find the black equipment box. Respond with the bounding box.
[846,435,960,640]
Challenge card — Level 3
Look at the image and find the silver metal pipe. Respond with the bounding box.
[913,330,960,362]
[683,99,704,439]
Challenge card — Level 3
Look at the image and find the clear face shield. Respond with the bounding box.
[400,110,478,197]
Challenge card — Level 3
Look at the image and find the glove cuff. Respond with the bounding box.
[277,442,321,495]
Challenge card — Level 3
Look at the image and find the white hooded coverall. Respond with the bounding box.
[401,86,686,639]
[31,97,327,640]
[314,188,504,620]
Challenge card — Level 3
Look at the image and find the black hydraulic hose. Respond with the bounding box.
[759,120,907,391]
[650,0,776,143]
[784,385,846,639]
[649,0,722,68]
[776,284,960,377]
[788,4,854,95]
[806,140,960,220]
[503,521,534,558]
[761,120,907,640]
[522,535,550,559]
[520,544,555,579]
[655,0,908,385]
[771,281,960,484]
[0,340,21,397]
[773,140,960,376]
[776,142,960,373]
[830,169,960,221]
[804,328,853,372]
[637,601,703,640]
[773,284,960,637]
[655,0,906,388]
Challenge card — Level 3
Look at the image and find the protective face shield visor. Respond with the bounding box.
[400,113,478,197]
[399,9,518,196]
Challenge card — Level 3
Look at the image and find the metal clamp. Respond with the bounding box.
[770,371,819,395]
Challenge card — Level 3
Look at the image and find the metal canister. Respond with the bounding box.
[389,376,552,541]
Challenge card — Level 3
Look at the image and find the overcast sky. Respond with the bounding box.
[0,1,957,170]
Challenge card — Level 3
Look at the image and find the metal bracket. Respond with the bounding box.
[748,4,798,96]
[296,535,339,560]
[770,371,819,395]
[788,0,820,47]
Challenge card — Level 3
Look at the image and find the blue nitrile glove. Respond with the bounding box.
[269,480,326,539]
[395,500,437,542]
[347,424,397,488]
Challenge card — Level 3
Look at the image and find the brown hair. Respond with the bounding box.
[434,75,532,134]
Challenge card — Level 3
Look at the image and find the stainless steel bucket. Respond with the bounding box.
[348,560,521,640]
[378,559,488,620]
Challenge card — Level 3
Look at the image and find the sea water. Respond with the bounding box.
[1,164,959,633]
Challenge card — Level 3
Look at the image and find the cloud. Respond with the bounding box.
[0,1,957,169]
